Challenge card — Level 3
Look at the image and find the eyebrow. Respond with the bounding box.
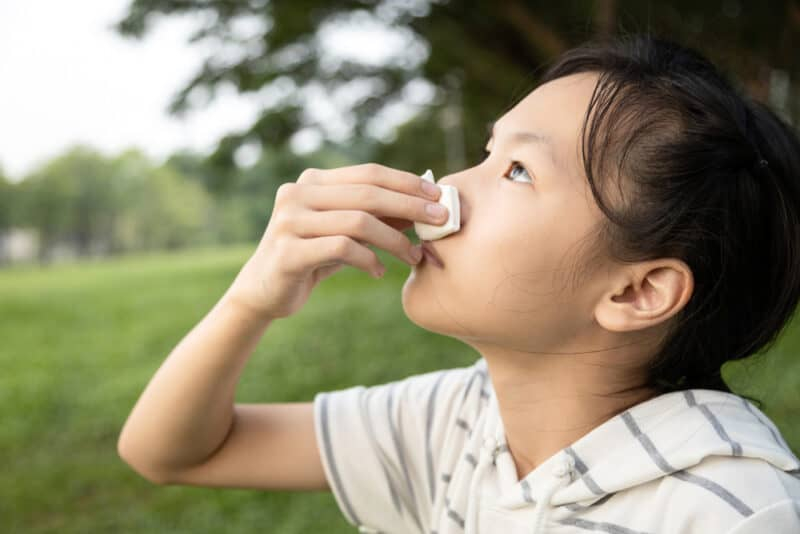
[486,120,560,171]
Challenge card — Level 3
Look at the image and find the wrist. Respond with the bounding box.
[219,289,277,327]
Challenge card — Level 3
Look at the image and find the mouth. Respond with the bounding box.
[420,241,444,268]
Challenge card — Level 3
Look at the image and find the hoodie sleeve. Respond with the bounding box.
[312,362,479,534]
[724,499,800,534]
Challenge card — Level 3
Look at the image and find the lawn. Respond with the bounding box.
[0,243,797,533]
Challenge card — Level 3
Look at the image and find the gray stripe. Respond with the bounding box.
[672,470,753,517]
[699,404,743,456]
[558,517,650,534]
[456,418,471,433]
[622,409,753,517]
[360,389,403,515]
[425,372,446,502]
[476,369,487,395]
[465,452,477,467]
[520,479,536,503]
[565,447,589,473]
[684,392,742,456]
[441,472,451,483]
[480,389,489,400]
[460,371,478,404]
[492,443,510,465]
[319,394,362,525]
[563,492,615,511]
[565,447,606,495]
[447,508,465,529]
[444,497,465,529]
[741,398,792,454]
[386,384,424,532]
[620,411,677,473]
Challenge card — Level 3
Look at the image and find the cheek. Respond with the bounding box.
[472,195,582,301]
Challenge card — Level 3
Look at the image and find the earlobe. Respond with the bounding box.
[595,261,693,333]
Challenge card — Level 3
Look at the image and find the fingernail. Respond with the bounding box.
[426,203,447,218]
[421,180,440,198]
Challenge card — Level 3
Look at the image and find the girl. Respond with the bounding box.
[118,33,800,533]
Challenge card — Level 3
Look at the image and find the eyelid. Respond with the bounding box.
[481,148,535,184]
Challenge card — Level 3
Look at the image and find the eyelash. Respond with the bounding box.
[480,148,535,185]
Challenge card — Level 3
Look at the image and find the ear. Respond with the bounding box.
[594,260,694,333]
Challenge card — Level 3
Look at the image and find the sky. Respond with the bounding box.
[0,1,438,183]
[0,1,283,182]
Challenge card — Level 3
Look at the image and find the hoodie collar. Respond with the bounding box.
[473,358,799,510]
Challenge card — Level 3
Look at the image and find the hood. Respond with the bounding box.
[460,359,800,533]
[524,388,800,508]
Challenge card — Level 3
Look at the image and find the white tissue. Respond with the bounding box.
[414,169,460,241]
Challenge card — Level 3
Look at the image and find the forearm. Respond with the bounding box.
[117,288,273,479]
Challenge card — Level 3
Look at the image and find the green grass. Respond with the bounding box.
[0,244,797,533]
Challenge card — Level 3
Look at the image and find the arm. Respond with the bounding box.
[116,288,327,490]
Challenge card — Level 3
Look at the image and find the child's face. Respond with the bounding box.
[402,71,616,355]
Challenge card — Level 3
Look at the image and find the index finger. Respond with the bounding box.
[296,163,442,202]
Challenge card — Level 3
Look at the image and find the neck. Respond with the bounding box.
[481,342,658,480]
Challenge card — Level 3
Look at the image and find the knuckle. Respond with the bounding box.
[354,184,376,204]
[330,236,352,259]
[297,167,320,184]
[271,211,293,234]
[275,182,297,204]
[277,239,303,276]
[360,162,383,176]
[351,211,372,234]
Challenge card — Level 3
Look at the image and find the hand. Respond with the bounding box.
[225,163,448,320]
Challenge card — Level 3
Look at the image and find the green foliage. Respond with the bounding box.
[0,244,473,532]
[18,146,119,257]
[0,244,797,532]
[5,135,373,265]
[116,0,799,189]
[0,171,17,230]
[123,164,213,251]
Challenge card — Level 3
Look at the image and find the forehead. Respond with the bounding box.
[495,72,600,175]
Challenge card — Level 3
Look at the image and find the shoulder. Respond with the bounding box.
[310,357,489,533]
[653,456,800,533]
[314,356,488,418]
[723,498,800,533]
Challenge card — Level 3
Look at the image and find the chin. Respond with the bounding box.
[400,274,473,341]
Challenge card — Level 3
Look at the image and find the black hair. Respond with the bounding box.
[538,32,800,394]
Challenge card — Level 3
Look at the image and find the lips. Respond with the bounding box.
[420,241,444,268]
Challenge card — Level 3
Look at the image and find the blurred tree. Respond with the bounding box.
[166,150,226,193]
[0,169,14,230]
[19,147,123,262]
[220,140,365,241]
[121,164,213,251]
[0,169,17,265]
[116,0,800,186]
[11,147,214,264]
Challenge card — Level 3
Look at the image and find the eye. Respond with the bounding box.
[481,148,535,185]
[504,161,534,184]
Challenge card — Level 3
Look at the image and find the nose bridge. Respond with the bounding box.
[437,166,485,221]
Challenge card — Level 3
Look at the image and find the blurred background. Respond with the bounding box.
[1,1,799,532]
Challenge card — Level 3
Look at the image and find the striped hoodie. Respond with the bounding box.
[313,357,800,533]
